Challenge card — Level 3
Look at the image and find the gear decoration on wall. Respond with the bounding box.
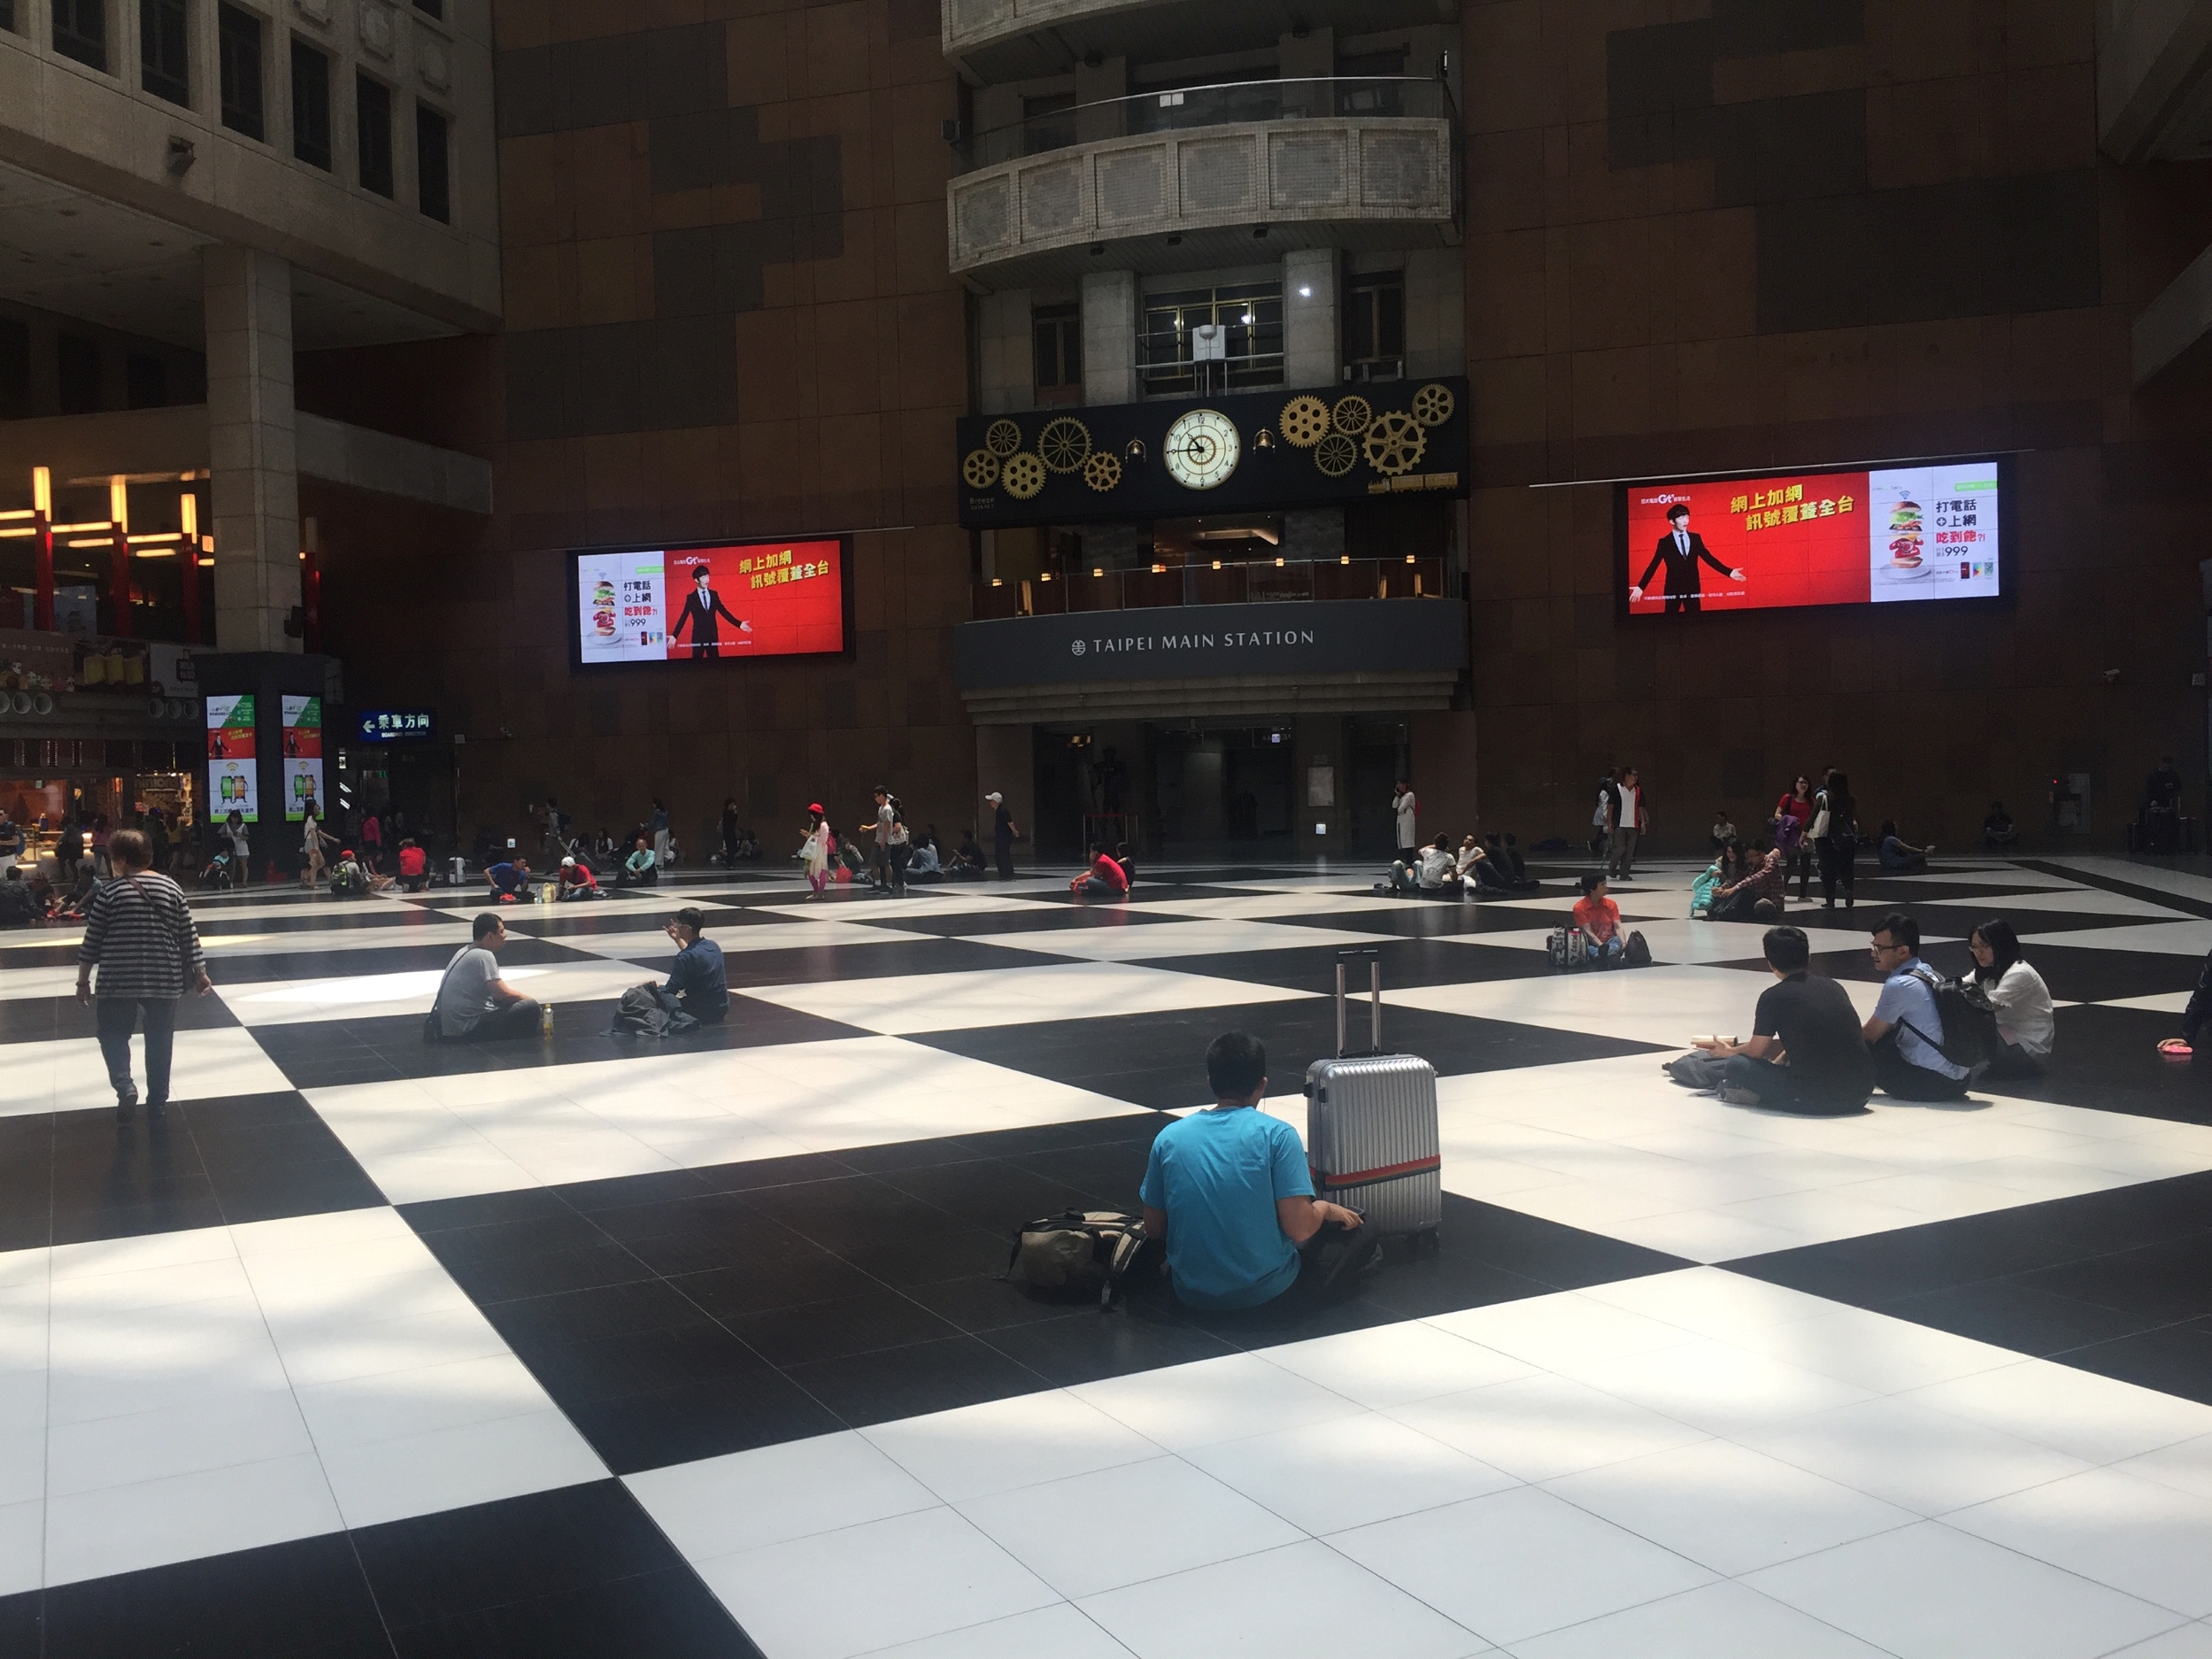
[961,449,1001,490]
[1331,394,1373,436]
[1037,416,1091,473]
[1082,451,1122,491]
[1314,432,1359,477]
[983,418,1022,456]
[1278,395,1331,448]
[1410,382,1455,428]
[999,451,1047,499]
[1362,410,1427,476]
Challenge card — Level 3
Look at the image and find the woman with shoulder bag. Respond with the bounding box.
[1772,775,1815,901]
[1813,771,1858,911]
[74,827,212,1119]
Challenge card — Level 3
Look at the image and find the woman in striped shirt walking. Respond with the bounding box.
[73,828,212,1117]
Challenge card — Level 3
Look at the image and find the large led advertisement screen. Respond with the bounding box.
[1618,457,2009,617]
[206,693,258,823]
[569,538,850,667]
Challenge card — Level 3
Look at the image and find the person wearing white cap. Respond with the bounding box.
[556,854,599,900]
[988,791,1019,880]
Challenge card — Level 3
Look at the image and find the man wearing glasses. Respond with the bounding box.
[1861,912,1969,1100]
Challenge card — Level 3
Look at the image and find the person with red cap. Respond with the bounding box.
[800,804,833,899]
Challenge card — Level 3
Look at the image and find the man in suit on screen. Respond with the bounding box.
[669,564,751,659]
[1631,504,1744,613]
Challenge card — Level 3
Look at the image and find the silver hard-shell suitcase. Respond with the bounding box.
[1302,949,1442,1234]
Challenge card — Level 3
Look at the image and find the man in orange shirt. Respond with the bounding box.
[1573,872,1625,966]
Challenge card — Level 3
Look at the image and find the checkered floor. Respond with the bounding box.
[4,854,2212,1658]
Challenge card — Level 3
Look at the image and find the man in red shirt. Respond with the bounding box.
[1072,845,1129,901]
[1572,872,1625,965]
[557,856,600,900]
[396,838,430,892]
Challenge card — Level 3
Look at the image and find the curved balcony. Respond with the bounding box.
[947,79,1459,282]
[942,0,1451,86]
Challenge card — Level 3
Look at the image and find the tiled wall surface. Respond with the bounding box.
[1461,0,2212,849]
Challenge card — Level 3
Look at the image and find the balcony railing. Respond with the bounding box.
[956,77,1457,174]
[974,555,1451,620]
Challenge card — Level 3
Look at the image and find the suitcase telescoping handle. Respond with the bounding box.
[1335,946,1383,1058]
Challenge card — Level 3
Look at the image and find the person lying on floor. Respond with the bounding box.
[1138,1032,1374,1310]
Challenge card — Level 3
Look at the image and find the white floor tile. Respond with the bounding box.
[851,1602,1137,1659]
[1945,1467,2212,1617]
[1741,1519,2185,1659]
[1184,1410,1518,1535]
[1076,1539,1490,1659]
[1330,1484,1715,1646]
[960,1456,1301,1598]
[628,1431,939,1561]
[741,959,1316,1037]
[317,1406,605,1530]
[1736,1393,2095,1516]
[2116,1435,2212,1504]
[1424,1291,1702,1374]
[0,1497,42,1596]
[44,1389,312,1498]
[1725,1304,2021,1394]
[1564,1337,1877,1435]
[1543,1438,1916,1574]
[691,1508,1059,1659]
[1071,1353,1363,1453]
[861,1390,1161,1504]
[42,1451,343,1587]
[1505,1578,1897,1659]
[1256,1319,1536,1408]
[2101,1625,2212,1659]
[1907,1362,2212,1464]
[1389,1372,1712,1484]
[290,1352,556,1449]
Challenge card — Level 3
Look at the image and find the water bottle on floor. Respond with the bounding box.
[541,1004,553,1038]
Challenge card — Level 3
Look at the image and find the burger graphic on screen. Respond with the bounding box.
[591,578,618,639]
[1887,500,1923,569]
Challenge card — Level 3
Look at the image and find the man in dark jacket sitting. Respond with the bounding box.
[653,907,728,1023]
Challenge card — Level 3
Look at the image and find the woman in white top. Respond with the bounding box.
[1969,919,2054,1077]
[799,806,832,900]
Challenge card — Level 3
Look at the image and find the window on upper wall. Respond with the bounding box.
[139,0,188,104]
[290,39,331,168]
[50,0,107,71]
[56,333,102,415]
[217,4,265,140]
[124,352,167,409]
[1343,270,1405,382]
[411,0,441,15]
[415,102,449,221]
[357,74,393,196]
[1032,303,1081,405]
[1140,282,1284,397]
[0,2,18,35]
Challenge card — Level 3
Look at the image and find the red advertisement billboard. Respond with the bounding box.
[572,538,849,665]
[1620,459,2008,616]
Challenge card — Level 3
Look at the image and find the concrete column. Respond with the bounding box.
[1081,269,1139,405]
[1074,56,1128,143]
[975,289,1035,414]
[1279,27,1335,118]
[1283,248,1339,388]
[204,245,301,652]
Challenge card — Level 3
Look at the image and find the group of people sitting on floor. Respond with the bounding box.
[1387,832,1541,898]
[430,906,730,1042]
[1668,911,2055,1112]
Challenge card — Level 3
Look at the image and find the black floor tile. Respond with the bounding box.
[2011,1234,2212,1323]
[34,1530,390,1659]
[0,990,240,1045]
[2058,1320,2212,1407]
[851,904,1191,939]
[707,938,1079,987]
[913,1000,1665,1111]
[564,1373,843,1473]
[352,1482,676,1632]
[1877,1279,2162,1355]
[669,1249,886,1319]
[782,1331,1047,1426]
[205,938,590,983]
[386,1567,763,1659]
[979,1303,1243,1385]
[729,1289,965,1366]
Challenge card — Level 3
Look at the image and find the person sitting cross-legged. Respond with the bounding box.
[650,907,728,1023]
[432,914,542,1041]
[1688,925,1874,1115]
[1138,1033,1375,1311]
[1862,911,1971,1100]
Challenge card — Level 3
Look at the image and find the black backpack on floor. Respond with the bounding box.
[1900,968,2002,1069]
[1004,1211,1148,1307]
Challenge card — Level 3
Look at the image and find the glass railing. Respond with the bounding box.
[954,76,1459,174]
[973,555,1452,620]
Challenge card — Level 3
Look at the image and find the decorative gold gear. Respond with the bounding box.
[1314,432,1358,478]
[1363,410,1427,476]
[999,451,1047,499]
[983,419,1022,457]
[1410,382,1455,428]
[1279,395,1330,449]
[1331,395,1373,436]
[961,448,1000,490]
[1082,451,1121,492]
[1037,417,1091,473]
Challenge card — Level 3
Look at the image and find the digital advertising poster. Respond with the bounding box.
[1621,458,2006,617]
[571,538,850,667]
[206,692,258,823]
[281,694,324,822]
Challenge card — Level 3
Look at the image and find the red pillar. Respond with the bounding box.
[300,544,322,652]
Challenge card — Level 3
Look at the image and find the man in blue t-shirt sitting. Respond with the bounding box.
[1138,1032,1370,1310]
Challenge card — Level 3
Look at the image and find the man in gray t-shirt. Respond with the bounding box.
[435,914,542,1040]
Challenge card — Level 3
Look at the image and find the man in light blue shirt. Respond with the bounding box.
[1139,1033,1368,1309]
[1862,912,1970,1100]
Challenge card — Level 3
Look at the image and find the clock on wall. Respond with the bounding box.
[1163,408,1240,490]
